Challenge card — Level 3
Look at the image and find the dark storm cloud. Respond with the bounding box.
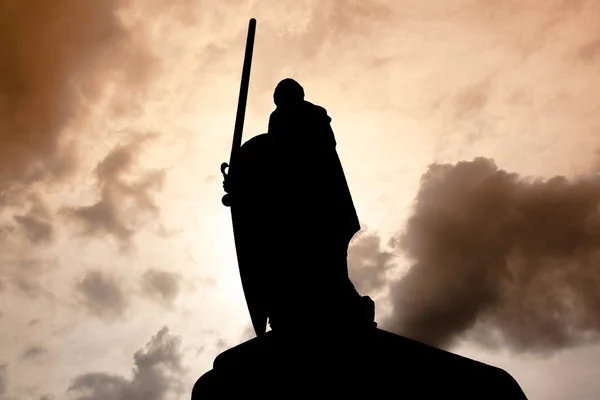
[381,158,600,354]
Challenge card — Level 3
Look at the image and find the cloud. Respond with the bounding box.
[12,194,54,247]
[141,269,181,306]
[0,257,59,298]
[0,0,155,189]
[13,214,53,247]
[0,195,58,299]
[381,157,600,354]
[453,77,493,119]
[0,0,165,316]
[62,136,165,247]
[68,327,186,400]
[275,0,393,59]
[0,364,19,400]
[192,329,239,355]
[20,346,48,361]
[75,270,128,320]
[239,324,255,342]
[578,39,600,61]
[348,227,395,294]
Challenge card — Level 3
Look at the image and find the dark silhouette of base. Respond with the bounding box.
[192,327,528,399]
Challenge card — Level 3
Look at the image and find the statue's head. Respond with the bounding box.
[273,78,304,108]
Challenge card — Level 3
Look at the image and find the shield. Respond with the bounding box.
[228,134,278,336]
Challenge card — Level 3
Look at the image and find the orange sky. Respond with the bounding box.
[1,1,600,399]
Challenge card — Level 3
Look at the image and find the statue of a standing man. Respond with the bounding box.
[224,78,374,334]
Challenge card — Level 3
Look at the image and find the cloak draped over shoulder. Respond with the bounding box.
[267,100,360,248]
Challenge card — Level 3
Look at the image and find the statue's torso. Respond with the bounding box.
[228,102,362,332]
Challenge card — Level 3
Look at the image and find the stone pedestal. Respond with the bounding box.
[192,328,528,399]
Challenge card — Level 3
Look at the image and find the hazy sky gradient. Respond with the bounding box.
[1,1,600,399]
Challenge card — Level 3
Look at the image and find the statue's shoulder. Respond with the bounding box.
[302,101,331,123]
[213,332,276,370]
[303,100,326,113]
[243,133,270,146]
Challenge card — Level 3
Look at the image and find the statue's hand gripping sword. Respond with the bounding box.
[221,18,256,207]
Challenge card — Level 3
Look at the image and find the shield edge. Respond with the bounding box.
[231,202,268,337]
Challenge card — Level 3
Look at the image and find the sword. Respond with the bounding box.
[219,18,267,337]
[221,18,256,207]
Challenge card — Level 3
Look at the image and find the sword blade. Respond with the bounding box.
[221,18,256,207]
[221,19,266,336]
[230,18,256,164]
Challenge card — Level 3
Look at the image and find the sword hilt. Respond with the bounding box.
[221,162,231,207]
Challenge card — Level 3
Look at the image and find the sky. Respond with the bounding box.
[1,0,600,399]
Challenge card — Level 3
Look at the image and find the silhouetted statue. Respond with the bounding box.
[223,78,374,335]
[195,18,528,399]
[205,78,528,398]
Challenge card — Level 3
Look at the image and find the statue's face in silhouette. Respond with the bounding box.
[274,78,304,110]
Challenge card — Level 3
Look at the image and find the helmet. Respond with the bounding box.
[273,78,305,107]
